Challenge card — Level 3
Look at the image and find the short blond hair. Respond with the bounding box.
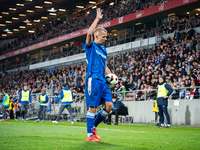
[93,27,107,36]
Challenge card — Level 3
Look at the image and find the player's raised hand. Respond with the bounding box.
[96,8,103,19]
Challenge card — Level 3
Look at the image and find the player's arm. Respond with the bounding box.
[86,8,103,45]
[105,61,111,75]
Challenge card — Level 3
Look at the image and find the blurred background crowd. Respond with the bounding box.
[1,26,200,101]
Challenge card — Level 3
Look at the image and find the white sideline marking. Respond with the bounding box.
[99,128,146,133]
[69,126,146,133]
[3,122,146,133]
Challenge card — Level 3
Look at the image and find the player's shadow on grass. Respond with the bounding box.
[95,142,117,146]
[88,142,118,146]
[78,142,147,150]
[77,142,120,150]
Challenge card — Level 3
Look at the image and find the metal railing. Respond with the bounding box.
[113,86,200,102]
[31,93,86,121]
[0,93,87,121]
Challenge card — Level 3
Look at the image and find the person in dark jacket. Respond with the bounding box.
[157,76,173,128]
[14,99,21,120]
[9,99,14,119]
[171,88,179,100]
[188,27,195,40]
[106,95,125,125]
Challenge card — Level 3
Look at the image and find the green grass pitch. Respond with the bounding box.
[0,120,200,150]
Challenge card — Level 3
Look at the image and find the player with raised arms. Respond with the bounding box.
[85,8,113,142]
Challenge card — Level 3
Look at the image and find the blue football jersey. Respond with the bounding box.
[85,41,107,82]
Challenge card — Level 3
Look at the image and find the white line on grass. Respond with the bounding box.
[69,126,146,133]
[2,122,146,133]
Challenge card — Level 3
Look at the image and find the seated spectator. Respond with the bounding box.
[146,85,157,101]
[136,86,145,101]
[185,89,190,99]
[190,85,199,99]
[106,95,127,125]
[130,81,137,91]
[125,93,134,101]
[179,84,186,99]
[171,85,179,100]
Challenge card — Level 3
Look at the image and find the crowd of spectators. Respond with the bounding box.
[0,0,172,56]
[0,64,86,103]
[110,28,200,101]
[1,14,200,72]
[1,25,200,102]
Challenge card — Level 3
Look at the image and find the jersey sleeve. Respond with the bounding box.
[29,92,32,103]
[19,92,22,103]
[0,95,7,106]
[84,41,94,64]
[84,41,93,49]
[60,90,64,99]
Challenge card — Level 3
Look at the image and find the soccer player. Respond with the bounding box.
[19,85,32,122]
[0,90,10,121]
[35,89,48,122]
[52,83,74,124]
[85,8,113,142]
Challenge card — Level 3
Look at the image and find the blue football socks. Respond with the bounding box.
[86,111,95,137]
[94,108,108,128]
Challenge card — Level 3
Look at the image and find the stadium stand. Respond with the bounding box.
[1,25,200,102]
[0,0,171,56]
[1,0,200,104]
[1,15,200,71]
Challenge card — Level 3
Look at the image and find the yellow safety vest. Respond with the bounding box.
[40,94,47,106]
[21,90,30,102]
[153,100,159,112]
[157,83,169,98]
[9,102,14,111]
[3,94,10,106]
[62,90,73,102]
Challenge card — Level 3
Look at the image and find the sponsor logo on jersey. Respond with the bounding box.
[96,50,106,59]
